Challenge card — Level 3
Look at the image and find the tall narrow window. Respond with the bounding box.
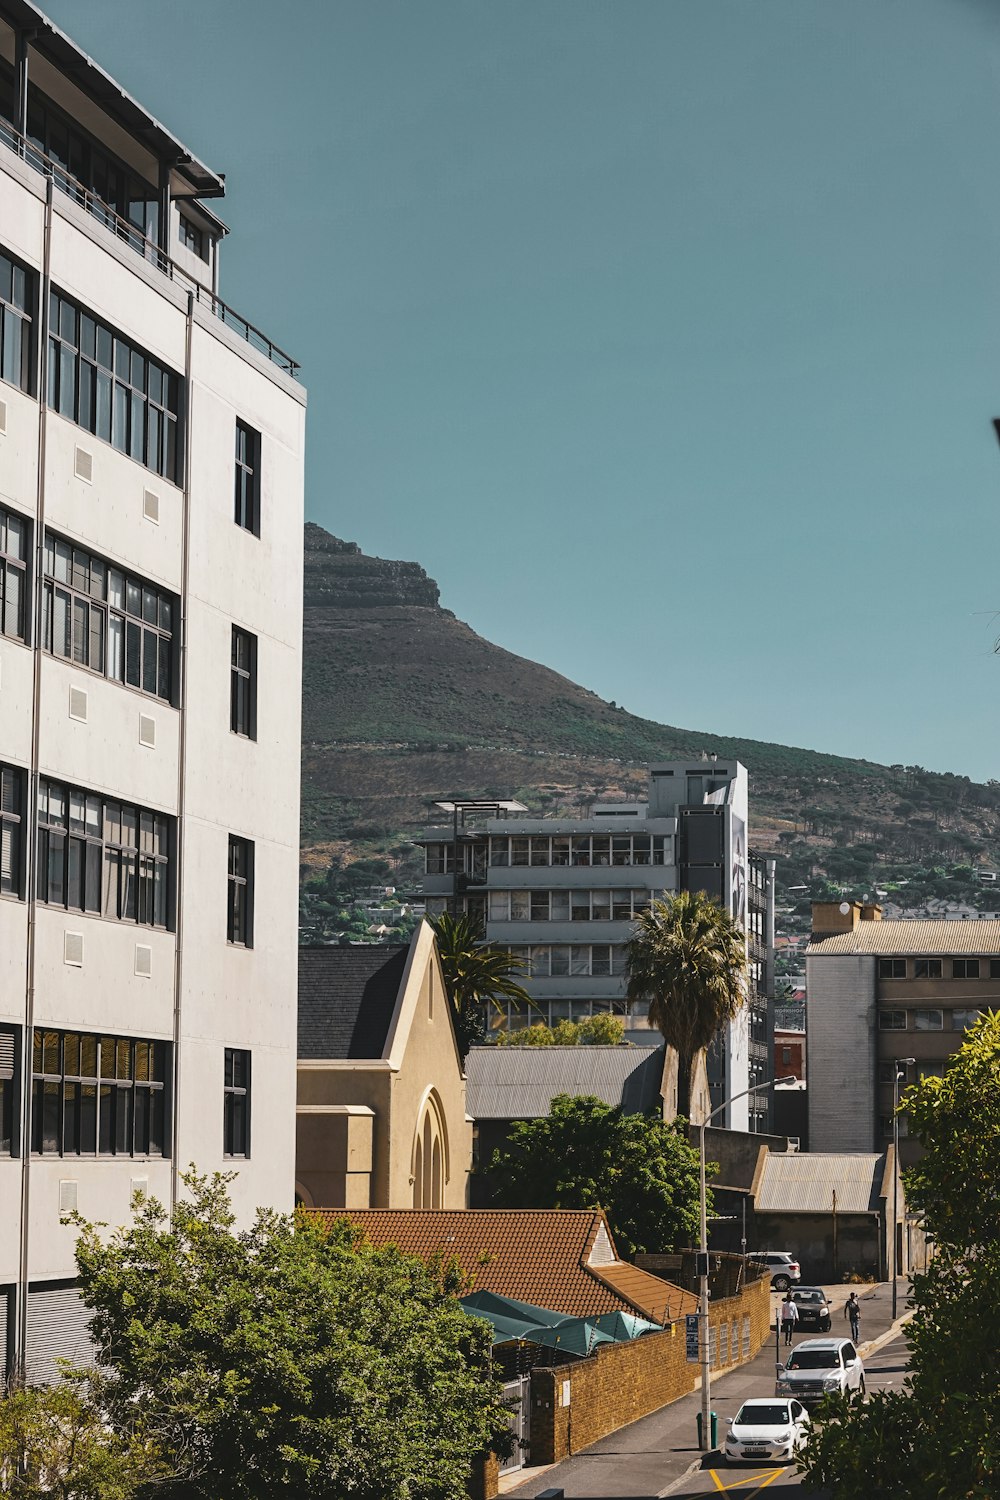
[0,1026,16,1156]
[223,1049,250,1157]
[234,420,261,535]
[0,505,29,642]
[227,836,254,947]
[0,248,33,393]
[1,765,26,898]
[230,627,257,739]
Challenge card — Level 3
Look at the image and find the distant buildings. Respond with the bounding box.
[419,762,775,1130]
[0,2,304,1378]
[807,902,1000,1162]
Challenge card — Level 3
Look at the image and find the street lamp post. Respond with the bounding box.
[698,1075,797,1452]
[892,1058,915,1321]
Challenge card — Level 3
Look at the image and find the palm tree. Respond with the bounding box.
[429,911,533,1059]
[625,890,747,1120]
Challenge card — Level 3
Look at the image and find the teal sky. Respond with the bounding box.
[42,1,1000,781]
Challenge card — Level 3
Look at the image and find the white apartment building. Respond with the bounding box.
[0,3,305,1378]
[420,763,774,1131]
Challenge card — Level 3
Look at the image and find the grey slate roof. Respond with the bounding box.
[298,945,409,1060]
[755,1153,885,1215]
[465,1044,664,1121]
[807,919,1000,957]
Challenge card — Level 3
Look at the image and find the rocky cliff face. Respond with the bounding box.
[304,521,441,610]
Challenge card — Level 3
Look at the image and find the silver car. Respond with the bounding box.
[775,1337,865,1407]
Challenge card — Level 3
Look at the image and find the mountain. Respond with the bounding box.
[300,523,1000,918]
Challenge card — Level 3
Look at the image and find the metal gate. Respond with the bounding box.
[499,1376,530,1475]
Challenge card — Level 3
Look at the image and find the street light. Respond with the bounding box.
[892,1058,915,1320]
[697,1075,798,1452]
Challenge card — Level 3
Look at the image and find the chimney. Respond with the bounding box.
[860,904,883,923]
[811,901,864,939]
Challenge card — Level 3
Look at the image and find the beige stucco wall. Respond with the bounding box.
[296,927,472,1210]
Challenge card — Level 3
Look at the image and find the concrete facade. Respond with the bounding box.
[0,3,304,1375]
[419,763,774,1131]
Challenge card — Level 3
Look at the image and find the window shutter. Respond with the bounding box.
[0,825,13,889]
[0,1028,14,1081]
[25,1283,94,1385]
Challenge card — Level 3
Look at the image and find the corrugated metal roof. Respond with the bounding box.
[465,1045,664,1120]
[807,920,1000,957]
[755,1153,884,1215]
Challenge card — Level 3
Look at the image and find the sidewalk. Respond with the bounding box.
[502,1279,912,1499]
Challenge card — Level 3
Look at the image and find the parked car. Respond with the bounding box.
[775,1338,865,1407]
[724,1398,810,1465]
[789,1286,832,1332]
[751,1251,801,1290]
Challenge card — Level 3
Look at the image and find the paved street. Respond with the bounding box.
[505,1282,911,1500]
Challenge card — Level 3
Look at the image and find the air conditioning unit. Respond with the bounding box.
[786,1136,800,1153]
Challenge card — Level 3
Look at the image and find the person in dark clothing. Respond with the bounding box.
[845,1291,861,1343]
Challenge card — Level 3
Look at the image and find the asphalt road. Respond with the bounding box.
[505,1282,911,1500]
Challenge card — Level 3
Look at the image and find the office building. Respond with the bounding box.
[0,3,304,1377]
[807,903,1000,1163]
[420,762,774,1130]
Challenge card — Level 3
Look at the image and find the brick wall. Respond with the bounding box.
[527,1275,771,1466]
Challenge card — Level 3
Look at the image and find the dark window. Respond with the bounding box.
[30,1028,168,1157]
[178,213,208,262]
[0,247,33,393]
[914,959,942,979]
[0,504,29,644]
[1,765,25,898]
[878,1009,907,1031]
[991,960,1000,979]
[42,533,174,702]
[0,1026,16,1156]
[36,778,172,928]
[230,626,257,739]
[47,290,180,482]
[781,1047,792,1065]
[953,959,981,979]
[234,420,260,535]
[227,836,254,947]
[223,1048,250,1158]
[878,959,907,979]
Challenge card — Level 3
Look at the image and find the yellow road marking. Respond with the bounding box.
[708,1466,784,1494]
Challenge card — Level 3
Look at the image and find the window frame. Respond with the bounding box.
[0,1023,19,1157]
[227,835,254,948]
[878,1009,907,1031]
[36,776,173,929]
[47,288,181,483]
[877,958,907,980]
[42,532,176,703]
[0,245,34,394]
[914,958,942,980]
[952,958,981,980]
[230,625,257,739]
[0,503,30,644]
[223,1047,251,1158]
[1,763,26,900]
[913,1008,944,1032]
[30,1028,170,1159]
[234,420,261,536]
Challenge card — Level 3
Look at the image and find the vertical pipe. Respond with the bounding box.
[699,1119,710,1450]
[17,172,53,1371]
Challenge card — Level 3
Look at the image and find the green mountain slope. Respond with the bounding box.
[301,523,1000,912]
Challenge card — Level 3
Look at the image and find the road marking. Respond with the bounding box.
[708,1467,784,1494]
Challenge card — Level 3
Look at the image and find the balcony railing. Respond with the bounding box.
[0,116,300,379]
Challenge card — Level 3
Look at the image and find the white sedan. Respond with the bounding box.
[724,1398,810,1465]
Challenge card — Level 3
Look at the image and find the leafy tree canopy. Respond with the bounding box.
[484,1093,708,1256]
[494,1014,627,1047]
[68,1172,510,1500]
[799,1012,1000,1498]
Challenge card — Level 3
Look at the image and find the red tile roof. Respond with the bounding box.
[305,1207,689,1323]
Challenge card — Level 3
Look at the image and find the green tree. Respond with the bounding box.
[799,1011,1000,1498]
[624,890,747,1118]
[494,1015,627,1047]
[429,912,533,1058]
[485,1094,706,1256]
[0,1377,168,1499]
[70,1172,511,1500]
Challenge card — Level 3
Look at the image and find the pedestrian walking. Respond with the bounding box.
[779,1291,799,1346]
[845,1291,861,1343]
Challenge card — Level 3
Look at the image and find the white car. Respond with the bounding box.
[724,1398,810,1465]
[775,1337,866,1407]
